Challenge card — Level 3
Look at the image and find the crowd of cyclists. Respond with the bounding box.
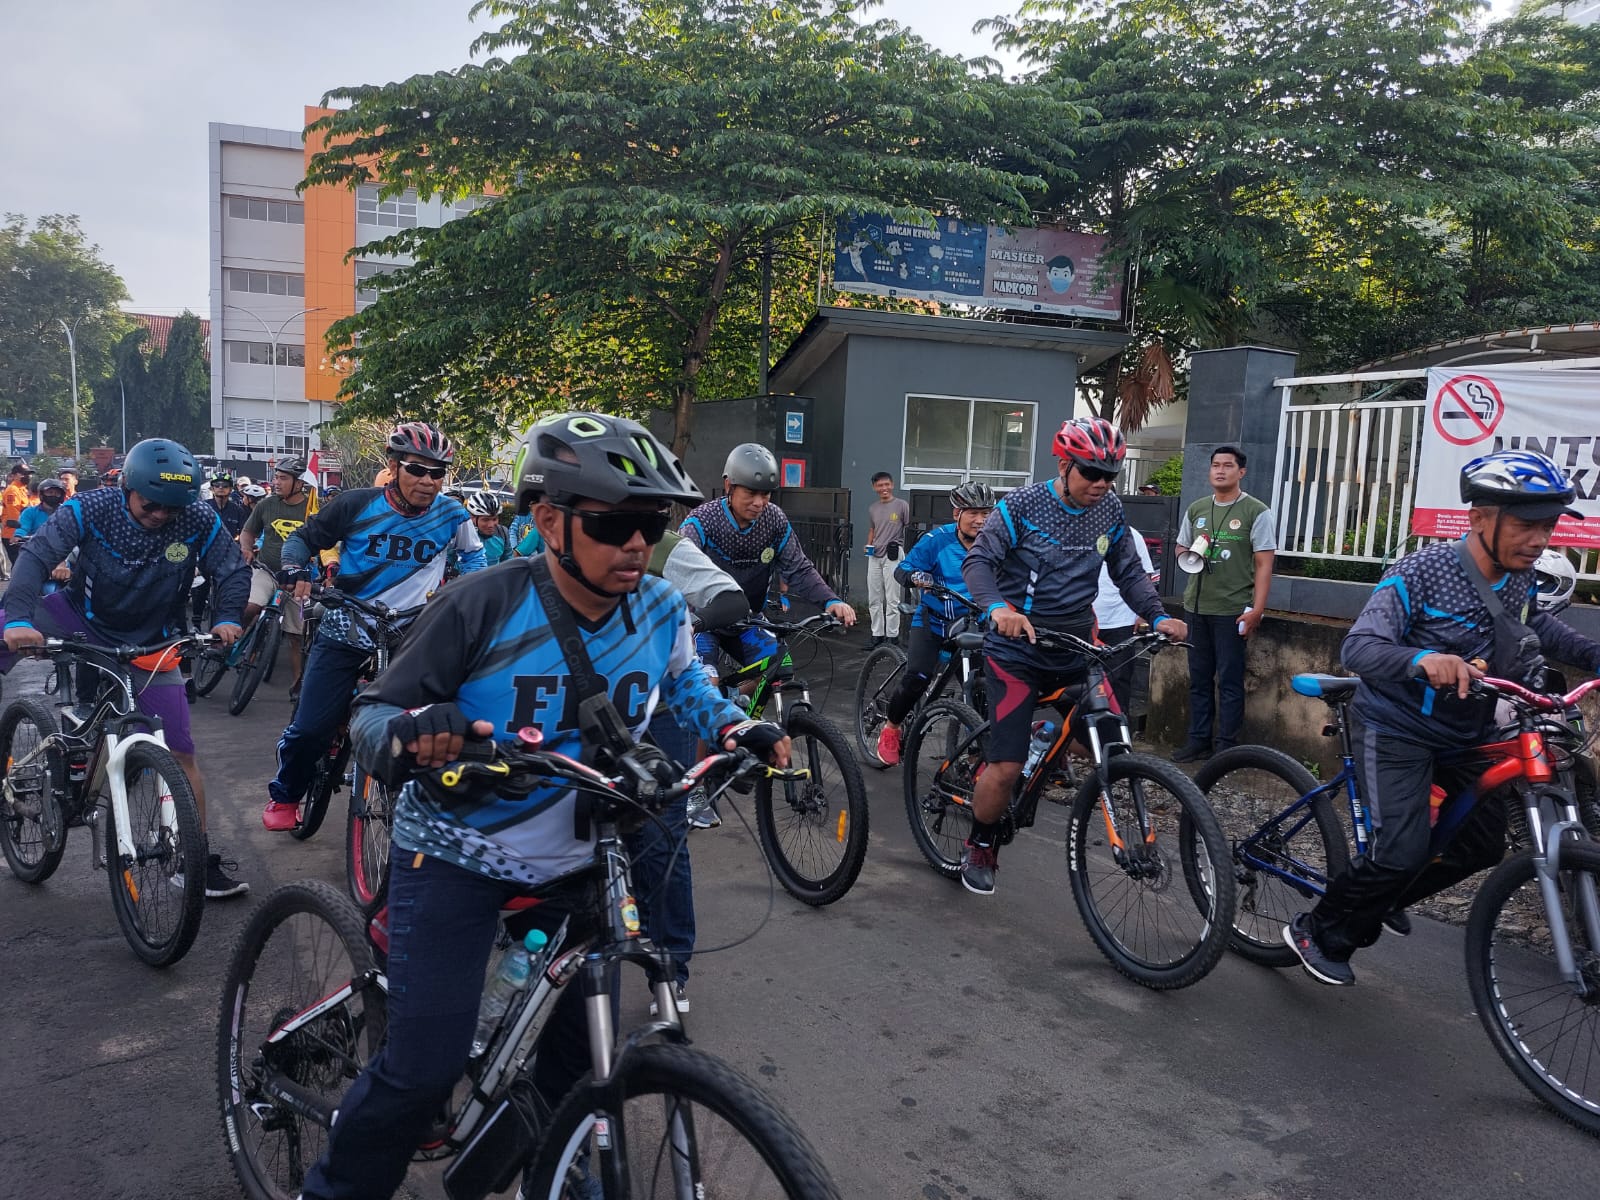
[3,403,1599,1194]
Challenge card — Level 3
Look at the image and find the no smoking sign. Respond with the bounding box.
[1431,374,1505,446]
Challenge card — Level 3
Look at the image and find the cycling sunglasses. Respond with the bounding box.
[132,496,182,516]
[555,504,671,547]
[1074,465,1119,484]
[399,461,449,480]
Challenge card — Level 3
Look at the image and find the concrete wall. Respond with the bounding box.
[1180,345,1297,508]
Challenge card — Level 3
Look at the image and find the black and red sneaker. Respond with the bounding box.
[1284,914,1355,986]
[960,840,999,896]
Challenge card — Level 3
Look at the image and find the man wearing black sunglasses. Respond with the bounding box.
[262,421,486,833]
[289,413,789,1200]
[958,417,1189,897]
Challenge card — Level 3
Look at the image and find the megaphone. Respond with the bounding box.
[1178,531,1213,574]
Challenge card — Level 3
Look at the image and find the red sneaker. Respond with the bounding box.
[261,800,299,832]
[876,723,902,767]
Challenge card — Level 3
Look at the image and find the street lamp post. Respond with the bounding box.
[225,303,322,465]
[56,316,87,462]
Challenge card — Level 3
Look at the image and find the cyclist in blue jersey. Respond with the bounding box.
[261,421,487,832]
[874,480,995,766]
[0,439,251,897]
[292,412,791,1200]
[465,489,512,564]
[1285,450,1600,986]
[959,418,1188,895]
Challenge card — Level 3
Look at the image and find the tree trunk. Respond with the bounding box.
[670,238,739,460]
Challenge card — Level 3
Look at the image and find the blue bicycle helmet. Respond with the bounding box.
[121,438,201,508]
[1460,450,1581,520]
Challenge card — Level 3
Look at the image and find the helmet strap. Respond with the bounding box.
[1475,511,1512,577]
[556,509,633,602]
[384,480,426,517]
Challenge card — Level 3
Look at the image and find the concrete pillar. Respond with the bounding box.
[1180,345,1298,504]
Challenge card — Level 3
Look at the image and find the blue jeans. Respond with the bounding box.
[627,707,696,985]
[267,633,370,805]
[1185,613,1247,746]
[303,851,591,1200]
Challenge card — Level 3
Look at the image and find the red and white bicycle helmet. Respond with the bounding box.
[1052,417,1126,474]
[386,421,456,465]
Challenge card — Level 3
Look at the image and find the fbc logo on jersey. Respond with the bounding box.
[507,672,653,733]
[365,533,441,563]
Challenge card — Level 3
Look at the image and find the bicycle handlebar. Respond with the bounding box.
[309,585,426,627]
[1031,625,1180,659]
[1472,673,1600,713]
[28,632,218,662]
[724,611,843,638]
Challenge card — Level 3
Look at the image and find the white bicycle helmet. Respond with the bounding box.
[241,482,268,500]
[1534,549,1578,613]
[466,490,502,519]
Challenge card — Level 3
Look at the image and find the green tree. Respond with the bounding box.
[0,214,129,443]
[142,314,213,450]
[303,0,1084,454]
[88,327,149,451]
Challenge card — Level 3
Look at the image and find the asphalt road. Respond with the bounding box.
[0,643,1595,1200]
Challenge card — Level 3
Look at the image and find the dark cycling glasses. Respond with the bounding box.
[556,505,671,547]
[399,461,449,480]
[133,496,181,516]
[1075,465,1119,484]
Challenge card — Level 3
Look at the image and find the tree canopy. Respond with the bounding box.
[304,0,1086,453]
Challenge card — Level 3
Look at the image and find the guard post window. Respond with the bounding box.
[903,395,1036,491]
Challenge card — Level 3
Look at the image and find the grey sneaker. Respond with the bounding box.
[960,840,998,896]
[684,784,710,822]
[1382,909,1412,937]
[650,981,689,1016]
[1284,914,1355,985]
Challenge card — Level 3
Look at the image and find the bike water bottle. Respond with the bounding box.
[1428,784,1446,827]
[1021,721,1057,779]
[470,930,548,1058]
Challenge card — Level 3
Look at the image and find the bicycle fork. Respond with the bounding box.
[1532,816,1600,996]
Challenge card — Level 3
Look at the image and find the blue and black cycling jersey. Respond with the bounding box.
[894,522,974,636]
[350,563,747,888]
[207,495,248,539]
[680,498,839,615]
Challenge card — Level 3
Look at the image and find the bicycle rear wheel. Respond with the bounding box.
[0,697,67,884]
[523,1042,841,1200]
[1067,753,1235,990]
[900,700,985,876]
[229,614,282,716]
[754,710,869,906]
[1465,840,1600,1135]
[218,880,386,1200]
[854,644,906,768]
[346,765,395,910]
[106,741,205,967]
[192,645,230,697]
[292,737,347,843]
[1192,745,1350,967]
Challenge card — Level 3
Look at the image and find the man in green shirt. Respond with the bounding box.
[1173,444,1276,761]
[239,460,313,696]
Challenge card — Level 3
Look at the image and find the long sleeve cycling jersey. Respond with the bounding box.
[207,495,248,539]
[3,488,249,644]
[282,487,485,649]
[894,523,974,636]
[963,480,1164,665]
[679,498,839,615]
[1344,541,1600,743]
[350,566,748,888]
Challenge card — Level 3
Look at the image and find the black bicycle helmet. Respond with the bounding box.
[512,412,703,512]
[950,481,997,510]
[1459,450,1581,519]
[274,456,307,477]
[387,421,455,465]
[121,438,201,508]
[723,443,780,491]
[36,477,67,500]
[209,471,234,486]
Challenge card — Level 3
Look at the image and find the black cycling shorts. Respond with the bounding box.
[983,652,1088,764]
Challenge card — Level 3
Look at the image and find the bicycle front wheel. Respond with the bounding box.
[854,644,906,768]
[0,697,67,884]
[755,710,869,906]
[1192,745,1350,967]
[218,880,386,1200]
[292,738,346,843]
[1067,753,1235,990]
[523,1042,841,1200]
[106,741,205,967]
[192,644,229,697]
[346,765,395,909]
[229,614,282,716]
[900,700,985,876]
[1465,840,1600,1135]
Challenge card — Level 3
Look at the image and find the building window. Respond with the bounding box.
[450,194,490,218]
[902,395,1036,490]
[227,268,305,297]
[356,185,418,228]
[225,415,309,453]
[225,195,304,224]
[354,260,400,308]
[226,341,305,368]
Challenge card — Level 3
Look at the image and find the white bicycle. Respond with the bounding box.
[0,634,212,966]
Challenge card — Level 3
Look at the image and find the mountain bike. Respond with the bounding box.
[854,583,988,769]
[0,634,212,966]
[217,733,841,1200]
[901,627,1235,989]
[708,612,869,906]
[192,561,291,716]
[1196,669,1600,1133]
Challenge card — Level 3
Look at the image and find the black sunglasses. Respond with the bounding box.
[399,461,449,481]
[132,495,181,516]
[1075,465,1119,484]
[556,504,671,547]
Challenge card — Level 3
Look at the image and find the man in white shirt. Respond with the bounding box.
[1092,523,1159,727]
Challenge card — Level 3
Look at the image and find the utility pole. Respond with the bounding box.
[759,237,774,395]
[225,304,322,464]
[56,316,86,461]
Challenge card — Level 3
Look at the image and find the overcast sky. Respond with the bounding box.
[3,0,1517,314]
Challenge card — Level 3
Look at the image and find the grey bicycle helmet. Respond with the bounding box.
[465,490,503,519]
[512,412,703,512]
[950,481,997,510]
[121,438,201,508]
[723,444,780,492]
[274,456,307,477]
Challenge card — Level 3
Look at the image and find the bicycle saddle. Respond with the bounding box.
[1291,673,1358,701]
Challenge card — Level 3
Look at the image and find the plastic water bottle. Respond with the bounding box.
[1238,606,1253,637]
[1021,721,1057,779]
[470,930,549,1058]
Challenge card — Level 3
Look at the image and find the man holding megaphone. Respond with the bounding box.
[1173,445,1278,762]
